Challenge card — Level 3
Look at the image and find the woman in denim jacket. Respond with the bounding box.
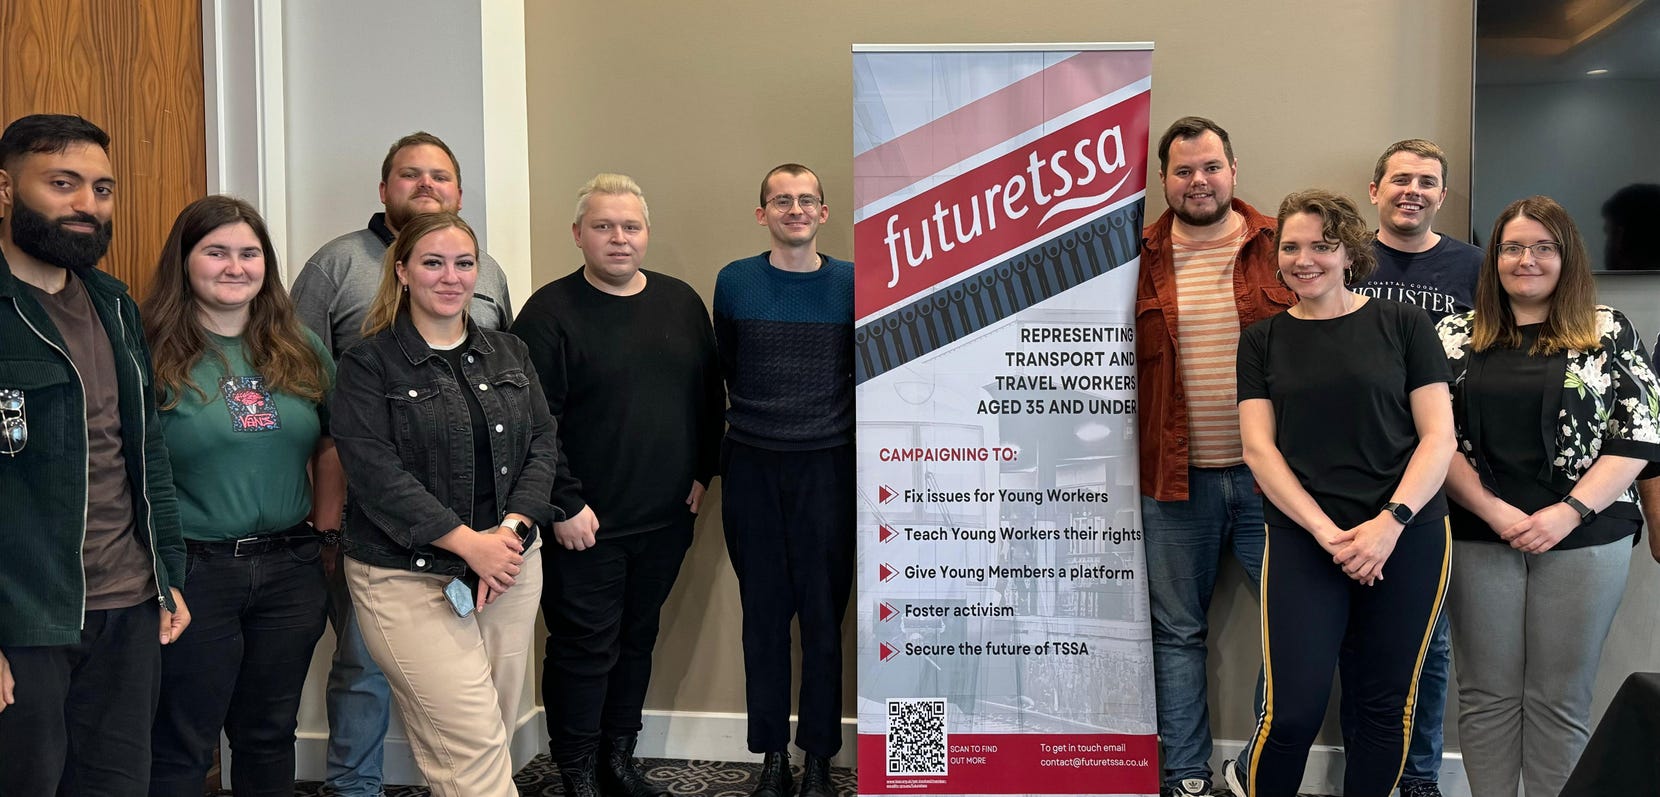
[331,211,569,797]
[1436,195,1660,797]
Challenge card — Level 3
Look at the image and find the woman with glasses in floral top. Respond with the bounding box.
[1436,195,1660,797]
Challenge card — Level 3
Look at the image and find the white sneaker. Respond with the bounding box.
[1222,760,1247,796]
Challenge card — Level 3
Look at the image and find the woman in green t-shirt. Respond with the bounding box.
[140,195,342,796]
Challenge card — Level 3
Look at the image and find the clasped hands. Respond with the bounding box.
[1316,514,1402,587]
[460,523,527,609]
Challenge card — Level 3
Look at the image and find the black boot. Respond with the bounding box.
[559,750,604,797]
[751,750,794,797]
[798,753,833,797]
[598,733,668,797]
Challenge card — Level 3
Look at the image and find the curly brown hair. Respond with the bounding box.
[1275,189,1377,285]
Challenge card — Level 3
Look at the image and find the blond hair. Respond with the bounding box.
[573,173,650,226]
[360,212,479,338]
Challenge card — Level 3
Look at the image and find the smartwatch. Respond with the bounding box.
[501,517,531,540]
[1382,501,1415,525]
[1561,495,1597,525]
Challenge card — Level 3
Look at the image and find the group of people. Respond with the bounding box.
[1140,117,1660,797]
[2,104,1654,797]
[0,114,852,797]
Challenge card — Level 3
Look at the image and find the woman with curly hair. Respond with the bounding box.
[1436,195,1660,797]
[142,195,341,796]
[1229,189,1455,797]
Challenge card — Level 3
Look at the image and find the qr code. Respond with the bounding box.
[886,698,947,775]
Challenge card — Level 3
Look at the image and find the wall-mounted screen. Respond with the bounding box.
[1474,0,1660,271]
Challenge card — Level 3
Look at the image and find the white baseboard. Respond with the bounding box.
[1211,740,1469,797]
[282,708,857,786]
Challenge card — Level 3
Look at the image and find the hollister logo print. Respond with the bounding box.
[221,376,281,432]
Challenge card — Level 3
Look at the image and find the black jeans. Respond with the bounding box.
[721,441,855,758]
[148,537,329,796]
[0,600,162,796]
[541,517,694,762]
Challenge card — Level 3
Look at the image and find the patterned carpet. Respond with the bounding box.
[293,756,857,796]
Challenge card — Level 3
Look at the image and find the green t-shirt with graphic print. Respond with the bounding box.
[158,329,334,542]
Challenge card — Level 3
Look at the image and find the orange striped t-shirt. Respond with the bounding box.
[1172,226,1249,467]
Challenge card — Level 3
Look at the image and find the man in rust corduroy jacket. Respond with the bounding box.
[1134,116,1291,797]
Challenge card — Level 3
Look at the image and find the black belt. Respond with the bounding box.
[187,523,332,558]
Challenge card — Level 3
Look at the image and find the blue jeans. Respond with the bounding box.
[1142,465,1265,788]
[150,538,329,796]
[324,541,391,796]
[1343,607,1450,786]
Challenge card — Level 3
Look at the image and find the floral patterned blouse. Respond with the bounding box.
[1436,306,1660,511]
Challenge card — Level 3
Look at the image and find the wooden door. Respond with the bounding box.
[0,0,206,300]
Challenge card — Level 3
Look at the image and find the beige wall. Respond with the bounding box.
[524,0,1476,742]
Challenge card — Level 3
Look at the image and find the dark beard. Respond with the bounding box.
[9,196,113,271]
[1170,200,1230,229]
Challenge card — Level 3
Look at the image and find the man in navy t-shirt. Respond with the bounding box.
[1357,138,1481,322]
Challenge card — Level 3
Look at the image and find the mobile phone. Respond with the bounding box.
[444,577,475,617]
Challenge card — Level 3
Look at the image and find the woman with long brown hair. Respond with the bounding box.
[141,195,343,796]
[330,211,570,796]
[1437,195,1660,797]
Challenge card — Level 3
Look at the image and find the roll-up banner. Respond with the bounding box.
[853,44,1158,796]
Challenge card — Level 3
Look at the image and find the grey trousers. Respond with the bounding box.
[1447,538,1630,797]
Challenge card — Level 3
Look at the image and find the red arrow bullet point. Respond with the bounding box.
[879,563,898,582]
[879,525,897,543]
[880,642,899,661]
[879,485,897,504]
[879,602,897,621]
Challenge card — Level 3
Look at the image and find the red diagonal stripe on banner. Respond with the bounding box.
[854,91,1149,319]
[853,49,1153,210]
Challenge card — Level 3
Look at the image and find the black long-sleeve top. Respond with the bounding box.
[511,268,724,538]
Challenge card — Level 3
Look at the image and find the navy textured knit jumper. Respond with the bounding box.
[712,252,854,450]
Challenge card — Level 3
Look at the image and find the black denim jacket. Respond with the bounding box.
[331,314,566,575]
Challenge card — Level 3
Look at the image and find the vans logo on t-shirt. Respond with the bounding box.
[221,376,281,432]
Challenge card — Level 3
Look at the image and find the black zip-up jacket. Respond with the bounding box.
[331,313,568,575]
[0,250,184,646]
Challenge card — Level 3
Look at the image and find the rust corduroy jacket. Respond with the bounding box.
[1135,198,1292,501]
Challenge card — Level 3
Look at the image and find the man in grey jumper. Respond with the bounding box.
[289,130,512,797]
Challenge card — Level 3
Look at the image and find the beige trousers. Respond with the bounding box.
[346,539,543,797]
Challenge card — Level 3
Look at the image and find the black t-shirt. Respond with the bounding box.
[1237,298,1451,529]
[1449,324,1641,547]
[434,339,497,531]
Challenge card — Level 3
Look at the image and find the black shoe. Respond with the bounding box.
[752,750,794,797]
[599,734,669,797]
[1399,782,1443,797]
[559,751,605,797]
[798,754,833,797]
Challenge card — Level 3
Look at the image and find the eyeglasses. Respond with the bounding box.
[0,390,26,457]
[766,194,822,212]
[1497,242,1561,260]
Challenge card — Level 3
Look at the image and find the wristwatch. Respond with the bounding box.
[501,517,531,539]
[1561,495,1597,525]
[1382,501,1415,525]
